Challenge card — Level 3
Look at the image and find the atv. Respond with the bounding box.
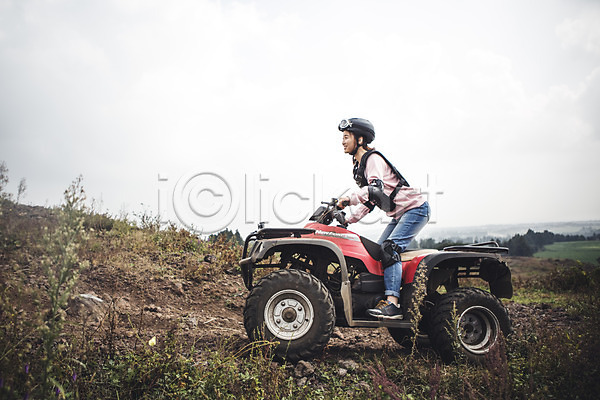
[240,199,512,363]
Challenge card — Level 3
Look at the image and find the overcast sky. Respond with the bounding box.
[1,0,599,237]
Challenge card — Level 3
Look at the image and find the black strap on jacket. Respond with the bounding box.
[352,150,409,212]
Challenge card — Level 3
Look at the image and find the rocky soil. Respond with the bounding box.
[63,260,580,365]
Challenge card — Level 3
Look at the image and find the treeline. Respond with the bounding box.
[209,228,244,246]
[502,229,598,256]
[419,229,600,257]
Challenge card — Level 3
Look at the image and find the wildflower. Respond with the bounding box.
[148,336,157,346]
[72,372,77,382]
[24,364,29,374]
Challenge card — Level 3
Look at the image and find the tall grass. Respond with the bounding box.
[0,164,599,398]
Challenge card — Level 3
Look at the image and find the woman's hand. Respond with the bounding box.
[337,196,350,209]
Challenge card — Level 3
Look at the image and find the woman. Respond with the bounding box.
[337,118,430,319]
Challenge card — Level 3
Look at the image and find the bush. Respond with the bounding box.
[524,266,600,293]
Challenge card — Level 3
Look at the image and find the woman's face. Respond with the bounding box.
[342,131,358,154]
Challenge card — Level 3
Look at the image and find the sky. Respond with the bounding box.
[1,0,599,238]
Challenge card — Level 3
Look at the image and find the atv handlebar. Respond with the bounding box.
[312,198,348,227]
[321,198,349,210]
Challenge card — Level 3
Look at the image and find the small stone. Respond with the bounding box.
[144,304,161,313]
[338,368,348,377]
[67,293,107,322]
[332,327,345,339]
[356,381,371,392]
[173,282,185,296]
[297,377,307,386]
[339,359,360,371]
[293,360,315,377]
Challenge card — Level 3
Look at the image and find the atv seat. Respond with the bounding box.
[360,236,435,262]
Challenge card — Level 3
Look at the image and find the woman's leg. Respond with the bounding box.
[378,218,398,245]
[382,202,430,300]
[367,202,430,318]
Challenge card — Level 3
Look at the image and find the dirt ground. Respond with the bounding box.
[64,260,580,360]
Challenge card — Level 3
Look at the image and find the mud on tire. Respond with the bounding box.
[429,287,510,363]
[243,269,335,362]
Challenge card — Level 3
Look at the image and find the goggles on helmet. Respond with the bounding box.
[338,119,353,131]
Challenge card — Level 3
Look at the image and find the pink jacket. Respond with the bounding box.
[347,153,425,224]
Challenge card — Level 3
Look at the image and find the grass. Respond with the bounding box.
[534,240,600,265]
[1,172,600,399]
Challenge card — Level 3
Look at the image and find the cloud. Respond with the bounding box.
[578,67,600,137]
[556,9,600,56]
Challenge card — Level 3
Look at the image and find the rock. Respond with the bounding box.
[79,293,104,302]
[338,368,348,377]
[144,304,162,313]
[294,360,315,377]
[297,377,307,386]
[225,267,239,275]
[187,316,198,328]
[204,254,217,263]
[172,281,185,296]
[67,293,107,322]
[332,327,345,340]
[339,359,360,371]
[115,297,131,312]
[356,381,371,392]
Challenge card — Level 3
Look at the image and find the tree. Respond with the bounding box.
[508,234,533,256]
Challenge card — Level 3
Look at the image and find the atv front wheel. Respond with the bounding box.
[244,269,335,362]
[429,287,510,363]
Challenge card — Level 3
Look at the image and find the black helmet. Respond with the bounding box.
[338,118,375,144]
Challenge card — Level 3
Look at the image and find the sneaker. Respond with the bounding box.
[367,300,403,320]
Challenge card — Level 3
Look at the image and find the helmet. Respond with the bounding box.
[338,118,375,144]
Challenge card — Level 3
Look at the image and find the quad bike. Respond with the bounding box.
[240,199,512,363]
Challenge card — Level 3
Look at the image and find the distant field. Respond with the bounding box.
[534,241,600,265]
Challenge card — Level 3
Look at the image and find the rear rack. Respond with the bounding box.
[443,241,508,254]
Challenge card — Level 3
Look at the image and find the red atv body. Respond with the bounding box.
[240,199,512,363]
[303,221,426,285]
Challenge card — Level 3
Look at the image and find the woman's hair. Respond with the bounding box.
[353,132,374,151]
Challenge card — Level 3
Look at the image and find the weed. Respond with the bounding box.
[368,361,404,400]
[409,264,428,356]
[0,161,9,199]
[2,171,600,399]
[39,175,90,397]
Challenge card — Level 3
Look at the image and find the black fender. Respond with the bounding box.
[397,252,512,325]
[400,251,512,314]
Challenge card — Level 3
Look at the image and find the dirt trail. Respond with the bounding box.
[65,262,578,359]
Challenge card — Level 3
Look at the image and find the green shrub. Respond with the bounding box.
[524,266,600,293]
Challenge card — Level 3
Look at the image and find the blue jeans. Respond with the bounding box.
[377,202,430,298]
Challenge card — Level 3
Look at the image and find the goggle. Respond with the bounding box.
[338,119,353,131]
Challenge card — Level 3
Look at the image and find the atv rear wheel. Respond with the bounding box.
[429,287,510,363]
[244,269,335,362]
